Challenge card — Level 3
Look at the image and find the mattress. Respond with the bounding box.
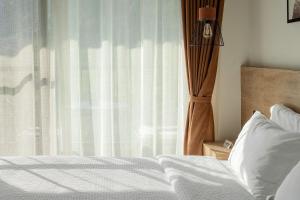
[0,156,254,200]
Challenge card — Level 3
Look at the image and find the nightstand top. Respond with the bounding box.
[203,142,232,160]
[203,142,231,153]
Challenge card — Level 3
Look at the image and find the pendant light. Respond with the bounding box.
[190,4,224,47]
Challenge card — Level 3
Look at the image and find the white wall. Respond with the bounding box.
[248,0,300,68]
[213,0,250,141]
[214,0,300,140]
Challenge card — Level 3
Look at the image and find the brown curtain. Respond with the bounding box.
[182,0,225,155]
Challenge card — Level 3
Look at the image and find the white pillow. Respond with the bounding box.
[275,161,300,200]
[229,112,300,200]
[270,104,300,133]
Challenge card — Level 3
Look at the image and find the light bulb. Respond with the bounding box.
[203,23,213,39]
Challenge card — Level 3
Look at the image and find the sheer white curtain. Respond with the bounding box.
[0,0,187,156]
[0,0,39,155]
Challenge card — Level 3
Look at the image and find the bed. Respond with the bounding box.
[0,156,254,200]
[1,65,300,200]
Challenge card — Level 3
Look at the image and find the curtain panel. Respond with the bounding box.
[0,0,187,156]
[181,0,224,155]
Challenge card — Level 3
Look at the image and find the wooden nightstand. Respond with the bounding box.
[203,142,232,160]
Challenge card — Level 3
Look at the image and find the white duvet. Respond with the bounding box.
[159,156,255,200]
[0,156,254,200]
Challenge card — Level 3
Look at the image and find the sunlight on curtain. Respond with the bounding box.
[0,0,37,155]
[0,0,187,156]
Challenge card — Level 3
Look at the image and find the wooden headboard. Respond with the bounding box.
[241,65,300,125]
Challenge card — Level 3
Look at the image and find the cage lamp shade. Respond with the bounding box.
[198,7,216,21]
[190,7,224,47]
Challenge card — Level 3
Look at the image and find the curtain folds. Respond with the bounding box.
[181,0,224,155]
[0,0,187,156]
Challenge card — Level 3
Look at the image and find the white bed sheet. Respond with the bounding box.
[0,156,177,200]
[158,156,255,200]
[0,156,254,200]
